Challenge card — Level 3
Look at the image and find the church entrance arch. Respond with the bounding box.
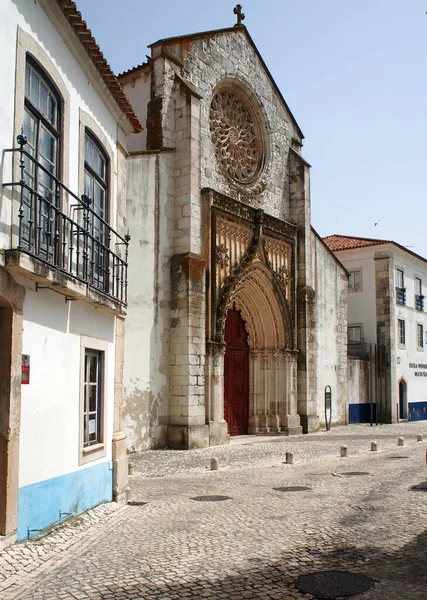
[221,263,301,436]
[224,307,249,435]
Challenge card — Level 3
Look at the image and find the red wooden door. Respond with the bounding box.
[224,308,249,436]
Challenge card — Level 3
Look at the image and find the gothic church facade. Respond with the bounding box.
[119,15,349,450]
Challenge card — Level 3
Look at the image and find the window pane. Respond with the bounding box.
[88,385,97,412]
[39,81,48,119]
[349,271,359,289]
[397,270,404,288]
[89,353,98,383]
[348,326,361,343]
[416,278,422,296]
[29,67,39,107]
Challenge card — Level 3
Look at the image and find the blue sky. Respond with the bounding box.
[80,1,427,256]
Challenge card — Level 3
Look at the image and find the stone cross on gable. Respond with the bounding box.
[233,4,245,25]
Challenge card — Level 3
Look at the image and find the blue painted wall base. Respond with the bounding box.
[349,403,377,424]
[408,401,427,422]
[18,461,112,541]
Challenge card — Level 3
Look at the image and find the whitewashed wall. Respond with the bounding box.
[19,289,115,487]
[123,153,174,450]
[0,0,121,248]
[312,233,348,425]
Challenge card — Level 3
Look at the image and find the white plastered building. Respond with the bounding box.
[0,0,141,548]
[324,235,427,424]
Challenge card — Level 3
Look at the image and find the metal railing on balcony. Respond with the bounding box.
[396,287,406,305]
[2,135,129,305]
[347,341,371,360]
[415,294,424,312]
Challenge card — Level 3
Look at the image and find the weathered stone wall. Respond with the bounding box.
[123,152,175,450]
[122,27,320,448]
[312,232,348,426]
[152,27,303,222]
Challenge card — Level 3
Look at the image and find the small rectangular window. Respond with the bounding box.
[348,325,362,344]
[398,319,406,346]
[396,269,405,305]
[349,270,360,291]
[417,324,424,349]
[83,349,103,447]
[415,278,424,311]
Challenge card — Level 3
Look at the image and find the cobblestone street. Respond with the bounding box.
[2,422,427,600]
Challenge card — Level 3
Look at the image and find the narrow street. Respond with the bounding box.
[2,422,427,600]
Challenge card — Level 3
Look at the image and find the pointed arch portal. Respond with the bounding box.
[222,262,301,436]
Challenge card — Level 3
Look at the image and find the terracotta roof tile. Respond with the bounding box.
[57,0,142,133]
[322,235,390,252]
[117,62,149,79]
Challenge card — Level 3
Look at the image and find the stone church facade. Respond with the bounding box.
[119,18,348,450]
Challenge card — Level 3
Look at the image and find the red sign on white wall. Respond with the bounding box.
[21,354,30,385]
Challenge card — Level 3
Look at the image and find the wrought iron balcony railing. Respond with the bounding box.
[396,287,406,305]
[415,294,424,312]
[2,135,129,305]
[347,341,371,360]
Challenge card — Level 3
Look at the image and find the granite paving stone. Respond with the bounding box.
[1,423,427,599]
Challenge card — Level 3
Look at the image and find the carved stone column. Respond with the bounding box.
[249,350,262,433]
[280,351,302,435]
[206,341,229,445]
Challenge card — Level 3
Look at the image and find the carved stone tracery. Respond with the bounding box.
[210,88,264,184]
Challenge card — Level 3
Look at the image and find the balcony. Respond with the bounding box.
[396,287,406,305]
[2,135,129,311]
[348,342,371,360]
[415,294,424,312]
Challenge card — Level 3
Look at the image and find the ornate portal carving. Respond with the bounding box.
[216,243,230,268]
[210,88,264,184]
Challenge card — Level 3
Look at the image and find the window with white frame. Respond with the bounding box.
[80,336,108,465]
[348,270,361,291]
[84,130,109,292]
[396,269,405,305]
[417,324,424,349]
[23,56,61,259]
[83,349,103,447]
[348,325,362,344]
[398,319,406,346]
[415,277,424,311]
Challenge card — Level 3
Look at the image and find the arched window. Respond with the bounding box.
[22,55,61,259]
[84,129,109,291]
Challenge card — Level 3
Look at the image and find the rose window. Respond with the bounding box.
[209,88,264,184]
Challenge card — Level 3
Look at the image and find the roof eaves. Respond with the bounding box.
[117,62,150,80]
[56,0,142,133]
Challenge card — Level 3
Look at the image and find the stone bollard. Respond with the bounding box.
[128,463,135,476]
[370,441,378,452]
[210,457,219,471]
[340,446,348,458]
[417,434,424,442]
[398,437,405,447]
[285,452,294,465]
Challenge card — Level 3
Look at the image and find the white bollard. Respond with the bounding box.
[285,452,294,465]
[398,437,405,447]
[340,446,348,458]
[210,457,219,471]
[371,441,378,452]
[417,434,423,442]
